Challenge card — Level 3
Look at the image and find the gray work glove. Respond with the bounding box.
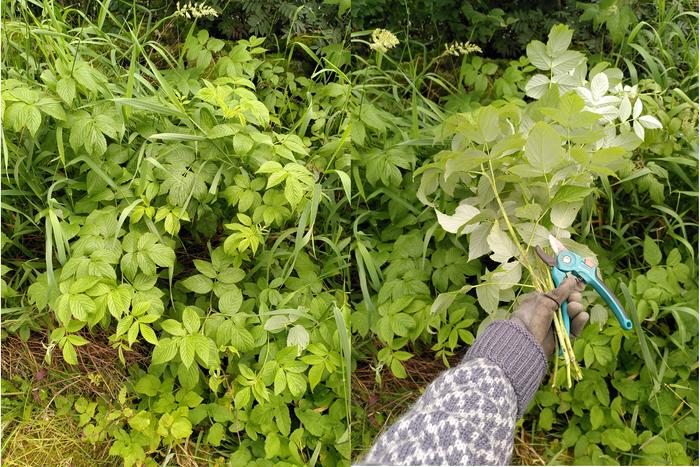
[510,276,588,356]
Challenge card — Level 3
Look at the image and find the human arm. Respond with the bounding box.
[360,277,587,466]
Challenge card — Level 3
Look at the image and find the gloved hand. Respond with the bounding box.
[510,276,588,356]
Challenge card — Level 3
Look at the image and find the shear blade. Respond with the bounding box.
[548,235,567,254]
[535,245,556,266]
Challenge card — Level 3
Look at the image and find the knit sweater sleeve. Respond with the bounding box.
[359,320,548,466]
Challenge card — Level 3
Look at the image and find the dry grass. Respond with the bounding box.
[1,329,149,466]
[2,413,116,467]
[1,329,149,401]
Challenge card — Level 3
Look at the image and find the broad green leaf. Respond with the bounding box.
[487,222,519,262]
[134,374,160,396]
[286,372,306,398]
[56,77,76,103]
[390,358,407,378]
[62,341,78,365]
[139,323,158,345]
[161,319,186,336]
[182,307,200,334]
[539,407,554,431]
[170,417,192,439]
[234,386,251,408]
[643,236,662,266]
[476,282,499,314]
[552,186,592,205]
[590,405,605,430]
[180,336,196,367]
[287,325,310,350]
[435,203,479,235]
[147,243,175,267]
[264,433,281,459]
[547,24,573,55]
[308,364,324,390]
[525,74,551,99]
[193,260,217,278]
[550,202,580,229]
[390,313,415,336]
[524,122,564,172]
[526,41,550,70]
[128,410,151,432]
[181,274,213,294]
[69,294,95,321]
[219,287,243,314]
[152,338,178,364]
[206,423,225,446]
[468,223,491,262]
[264,315,290,332]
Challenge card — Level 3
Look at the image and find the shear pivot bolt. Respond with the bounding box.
[562,256,571,264]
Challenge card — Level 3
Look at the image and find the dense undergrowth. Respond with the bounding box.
[1,0,698,465]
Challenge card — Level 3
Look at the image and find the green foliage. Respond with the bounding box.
[2,2,351,465]
[2,1,698,466]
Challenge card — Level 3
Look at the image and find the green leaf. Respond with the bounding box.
[180,336,196,367]
[134,374,161,396]
[219,287,243,314]
[265,433,281,459]
[487,222,519,262]
[308,364,324,390]
[193,260,217,278]
[593,345,613,366]
[390,358,407,378]
[526,41,550,70]
[161,319,186,336]
[182,307,201,334]
[181,274,213,294]
[550,202,580,229]
[147,243,175,268]
[590,405,605,430]
[234,386,251,408]
[602,428,632,451]
[69,294,95,321]
[643,236,662,266]
[476,282,499,314]
[152,338,178,364]
[139,323,158,345]
[390,313,415,336]
[128,410,152,432]
[552,185,592,205]
[546,24,573,55]
[56,77,76,103]
[67,335,89,346]
[62,341,78,365]
[206,423,225,446]
[539,407,554,431]
[524,122,564,172]
[287,325,310,350]
[286,372,306,398]
[170,417,192,439]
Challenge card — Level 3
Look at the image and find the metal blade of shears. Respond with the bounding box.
[548,234,567,254]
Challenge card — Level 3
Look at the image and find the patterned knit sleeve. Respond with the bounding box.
[360,320,548,466]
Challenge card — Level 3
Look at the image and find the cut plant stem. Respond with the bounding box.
[551,310,572,388]
[551,346,559,389]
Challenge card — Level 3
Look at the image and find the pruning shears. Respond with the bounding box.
[536,235,633,335]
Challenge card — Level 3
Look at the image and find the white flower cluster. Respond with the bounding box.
[443,41,482,57]
[174,1,219,19]
[369,29,399,53]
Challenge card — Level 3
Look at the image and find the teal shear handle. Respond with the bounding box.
[551,250,633,334]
